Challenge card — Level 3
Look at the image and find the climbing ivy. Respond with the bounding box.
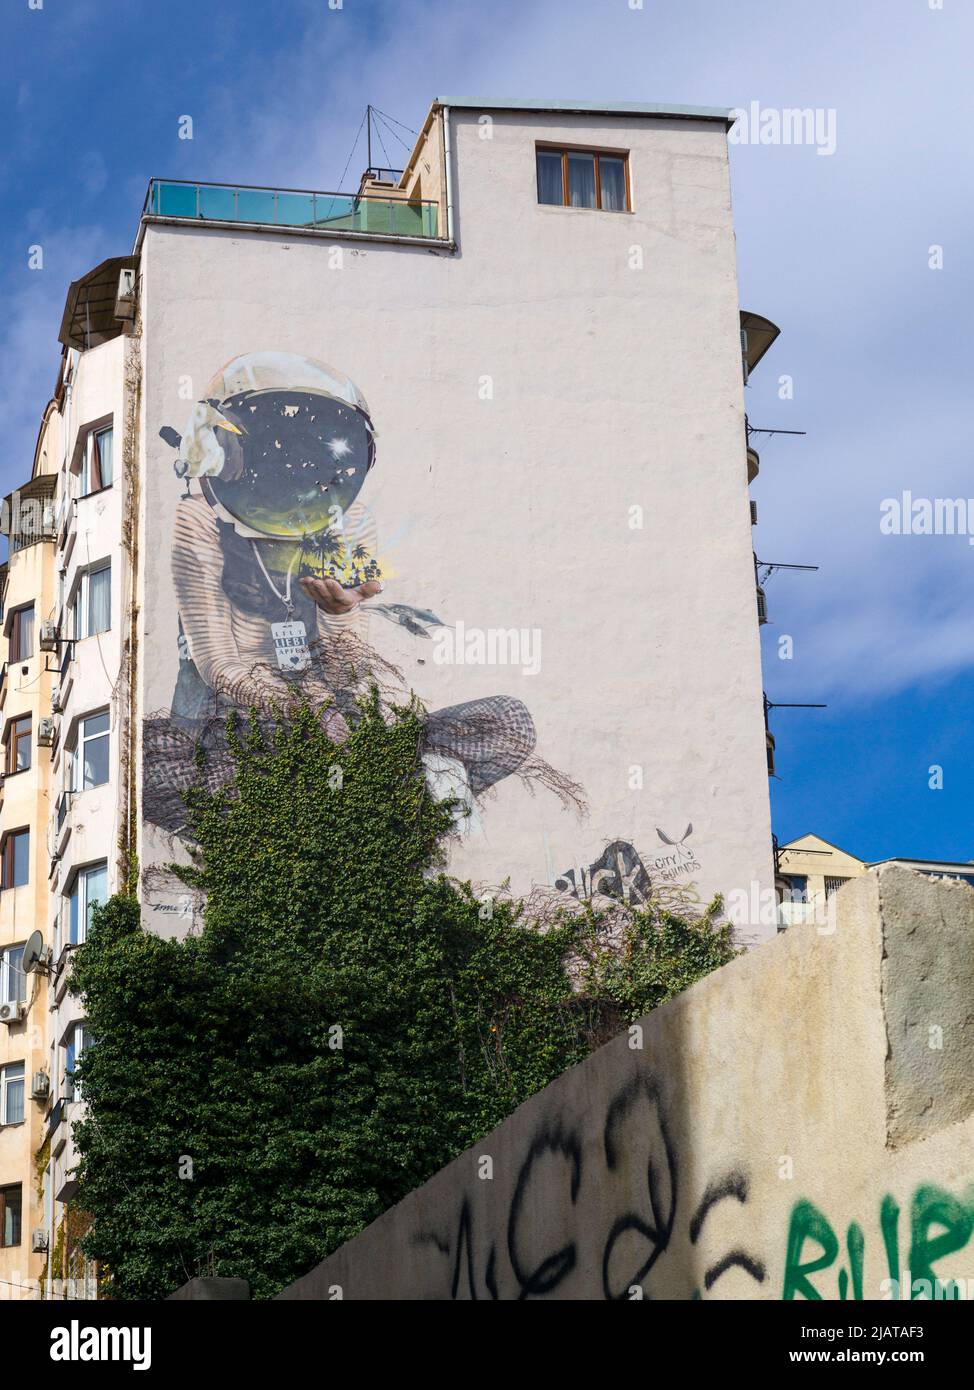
[69,694,736,1299]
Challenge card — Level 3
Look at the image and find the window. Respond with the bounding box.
[80,425,113,496]
[783,875,808,904]
[69,563,111,640]
[64,1023,89,1101]
[69,711,109,791]
[824,876,850,898]
[536,146,630,211]
[1,831,29,890]
[0,1186,21,1248]
[0,1063,24,1126]
[7,604,34,663]
[0,945,25,1002]
[66,862,108,947]
[4,715,31,775]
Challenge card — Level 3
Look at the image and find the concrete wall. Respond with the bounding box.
[136,107,773,937]
[279,866,974,1300]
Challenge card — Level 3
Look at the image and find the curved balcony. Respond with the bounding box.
[747,445,760,483]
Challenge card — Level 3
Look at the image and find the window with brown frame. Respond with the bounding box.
[4,716,30,776]
[7,604,34,664]
[0,829,29,890]
[536,146,630,212]
[0,1184,21,1247]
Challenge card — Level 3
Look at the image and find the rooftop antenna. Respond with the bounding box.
[746,425,807,439]
[755,557,819,584]
[765,695,827,714]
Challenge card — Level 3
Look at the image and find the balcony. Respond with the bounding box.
[2,476,57,553]
[143,179,440,241]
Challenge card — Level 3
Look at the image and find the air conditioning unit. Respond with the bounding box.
[31,1229,48,1254]
[0,1001,25,1025]
[31,1071,49,1100]
[37,716,56,747]
[51,684,62,713]
[750,500,758,526]
[756,585,769,624]
[39,620,59,653]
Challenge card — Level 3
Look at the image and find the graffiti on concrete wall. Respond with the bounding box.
[144,351,579,837]
[783,1186,974,1301]
[414,1073,767,1300]
[411,1065,974,1300]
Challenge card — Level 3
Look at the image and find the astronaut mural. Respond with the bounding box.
[143,351,559,837]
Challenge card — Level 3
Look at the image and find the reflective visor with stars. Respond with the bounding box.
[204,389,373,537]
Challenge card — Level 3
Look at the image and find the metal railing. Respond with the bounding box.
[143,178,440,239]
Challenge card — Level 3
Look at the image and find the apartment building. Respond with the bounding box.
[0,336,124,1296]
[1,97,779,1294]
[777,832,974,928]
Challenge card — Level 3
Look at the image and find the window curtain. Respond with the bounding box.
[82,714,110,788]
[2,1190,20,1247]
[5,1065,24,1125]
[13,607,34,662]
[84,864,108,939]
[88,566,111,635]
[536,151,564,205]
[567,153,597,208]
[92,428,113,489]
[600,158,626,211]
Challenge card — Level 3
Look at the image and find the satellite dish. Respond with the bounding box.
[23,931,46,975]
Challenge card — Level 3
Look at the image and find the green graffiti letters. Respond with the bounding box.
[783,1184,974,1300]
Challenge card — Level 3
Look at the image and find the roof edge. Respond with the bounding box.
[434,98,734,124]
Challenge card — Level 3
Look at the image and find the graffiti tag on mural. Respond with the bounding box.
[555,840,652,905]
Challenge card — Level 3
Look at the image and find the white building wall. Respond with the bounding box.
[136,109,774,938]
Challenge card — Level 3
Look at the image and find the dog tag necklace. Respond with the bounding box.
[252,543,312,672]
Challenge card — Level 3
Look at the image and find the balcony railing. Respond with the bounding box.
[143,179,440,239]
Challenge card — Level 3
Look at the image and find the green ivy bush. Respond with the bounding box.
[69,695,737,1299]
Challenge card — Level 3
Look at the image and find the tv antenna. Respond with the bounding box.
[755,557,819,585]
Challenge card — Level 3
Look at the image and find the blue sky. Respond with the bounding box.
[2,0,971,863]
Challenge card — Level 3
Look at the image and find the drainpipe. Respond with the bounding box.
[442,106,455,245]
